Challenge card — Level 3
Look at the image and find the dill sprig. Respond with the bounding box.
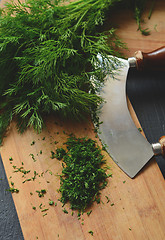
[133,0,150,35]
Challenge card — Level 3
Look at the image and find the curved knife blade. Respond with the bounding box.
[97,57,154,178]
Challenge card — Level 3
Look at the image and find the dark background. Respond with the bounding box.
[0,156,24,240]
[127,68,165,178]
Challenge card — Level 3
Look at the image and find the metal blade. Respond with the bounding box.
[97,57,154,178]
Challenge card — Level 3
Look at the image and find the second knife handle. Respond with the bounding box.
[135,46,165,71]
[159,136,165,157]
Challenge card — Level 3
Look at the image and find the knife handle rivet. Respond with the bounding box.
[152,143,162,156]
[128,57,136,68]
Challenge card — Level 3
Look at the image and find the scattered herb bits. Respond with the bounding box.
[58,136,110,211]
[105,196,110,203]
[36,189,46,197]
[12,165,31,175]
[29,153,37,162]
[62,208,68,214]
[88,231,94,236]
[138,128,142,132]
[41,208,49,212]
[31,141,35,146]
[32,171,38,181]
[10,181,14,186]
[39,204,43,209]
[49,200,54,206]
[7,187,19,193]
[22,178,31,183]
[87,210,92,216]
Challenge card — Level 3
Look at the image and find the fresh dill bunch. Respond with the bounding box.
[0,0,126,142]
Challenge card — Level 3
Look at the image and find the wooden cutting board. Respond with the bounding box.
[0,1,165,239]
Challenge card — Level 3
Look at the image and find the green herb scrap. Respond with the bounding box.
[87,210,92,216]
[62,208,69,214]
[22,178,31,183]
[13,165,31,175]
[36,189,47,198]
[31,141,35,146]
[10,181,14,186]
[29,153,37,162]
[105,195,110,203]
[32,171,38,181]
[133,0,150,35]
[58,136,110,211]
[88,230,94,236]
[43,213,47,217]
[7,187,19,193]
[138,128,142,132]
[49,200,54,206]
[41,208,49,212]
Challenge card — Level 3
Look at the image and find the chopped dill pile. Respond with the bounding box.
[58,136,110,211]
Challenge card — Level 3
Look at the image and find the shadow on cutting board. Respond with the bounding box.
[127,68,165,178]
[0,155,24,240]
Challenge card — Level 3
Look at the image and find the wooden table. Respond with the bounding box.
[0,1,165,239]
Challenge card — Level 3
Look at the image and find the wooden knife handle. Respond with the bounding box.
[159,136,165,157]
[135,46,165,71]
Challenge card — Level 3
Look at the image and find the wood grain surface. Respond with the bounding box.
[0,1,165,240]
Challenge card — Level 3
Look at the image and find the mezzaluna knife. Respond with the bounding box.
[97,46,165,178]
